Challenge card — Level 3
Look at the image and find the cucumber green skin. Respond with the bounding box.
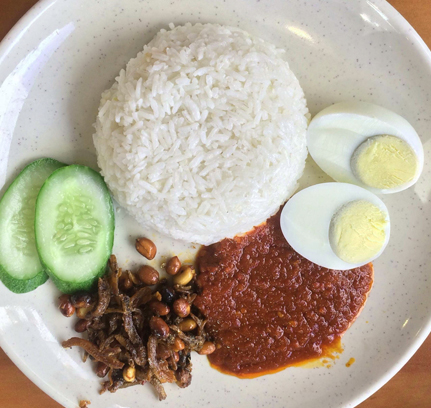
[0,158,66,293]
[35,165,115,294]
[0,266,49,294]
[46,262,108,294]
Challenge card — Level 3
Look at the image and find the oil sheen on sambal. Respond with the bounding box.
[194,211,373,377]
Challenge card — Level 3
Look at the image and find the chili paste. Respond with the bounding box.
[195,211,373,377]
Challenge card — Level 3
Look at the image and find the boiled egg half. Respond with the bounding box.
[307,102,424,194]
[280,183,390,270]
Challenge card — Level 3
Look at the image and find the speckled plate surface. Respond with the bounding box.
[1,1,431,407]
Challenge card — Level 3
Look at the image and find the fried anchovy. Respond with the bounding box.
[169,325,206,349]
[62,338,124,369]
[107,254,120,297]
[125,338,147,367]
[107,313,121,335]
[87,278,110,318]
[121,295,142,345]
[149,376,167,401]
[130,287,152,308]
[147,335,176,384]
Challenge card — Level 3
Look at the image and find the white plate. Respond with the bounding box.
[1,1,431,407]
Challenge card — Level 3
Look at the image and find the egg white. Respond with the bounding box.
[280,183,391,270]
[307,101,424,194]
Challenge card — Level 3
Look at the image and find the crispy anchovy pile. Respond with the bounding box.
[61,255,211,401]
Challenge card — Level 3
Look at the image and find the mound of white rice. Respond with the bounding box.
[94,23,309,245]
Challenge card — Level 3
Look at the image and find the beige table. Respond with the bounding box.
[1,0,430,407]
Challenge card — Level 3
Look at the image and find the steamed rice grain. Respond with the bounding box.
[93,23,309,244]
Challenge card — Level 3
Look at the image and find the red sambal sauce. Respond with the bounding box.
[194,210,373,378]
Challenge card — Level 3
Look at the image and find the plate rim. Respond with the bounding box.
[0,0,431,407]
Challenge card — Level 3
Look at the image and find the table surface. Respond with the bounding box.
[1,0,430,407]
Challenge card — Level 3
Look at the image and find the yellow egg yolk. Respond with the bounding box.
[329,200,388,264]
[351,135,418,190]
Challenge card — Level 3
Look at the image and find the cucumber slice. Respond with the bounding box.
[0,158,66,293]
[35,165,114,294]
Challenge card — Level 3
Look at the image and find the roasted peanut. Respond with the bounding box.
[166,256,181,276]
[123,365,136,382]
[173,266,195,286]
[148,300,170,316]
[138,265,159,286]
[198,341,216,355]
[172,337,185,352]
[75,319,91,333]
[135,237,157,260]
[59,294,75,317]
[173,298,190,318]
[178,318,197,332]
[76,305,94,319]
[150,316,170,338]
[95,362,109,378]
[70,293,93,308]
